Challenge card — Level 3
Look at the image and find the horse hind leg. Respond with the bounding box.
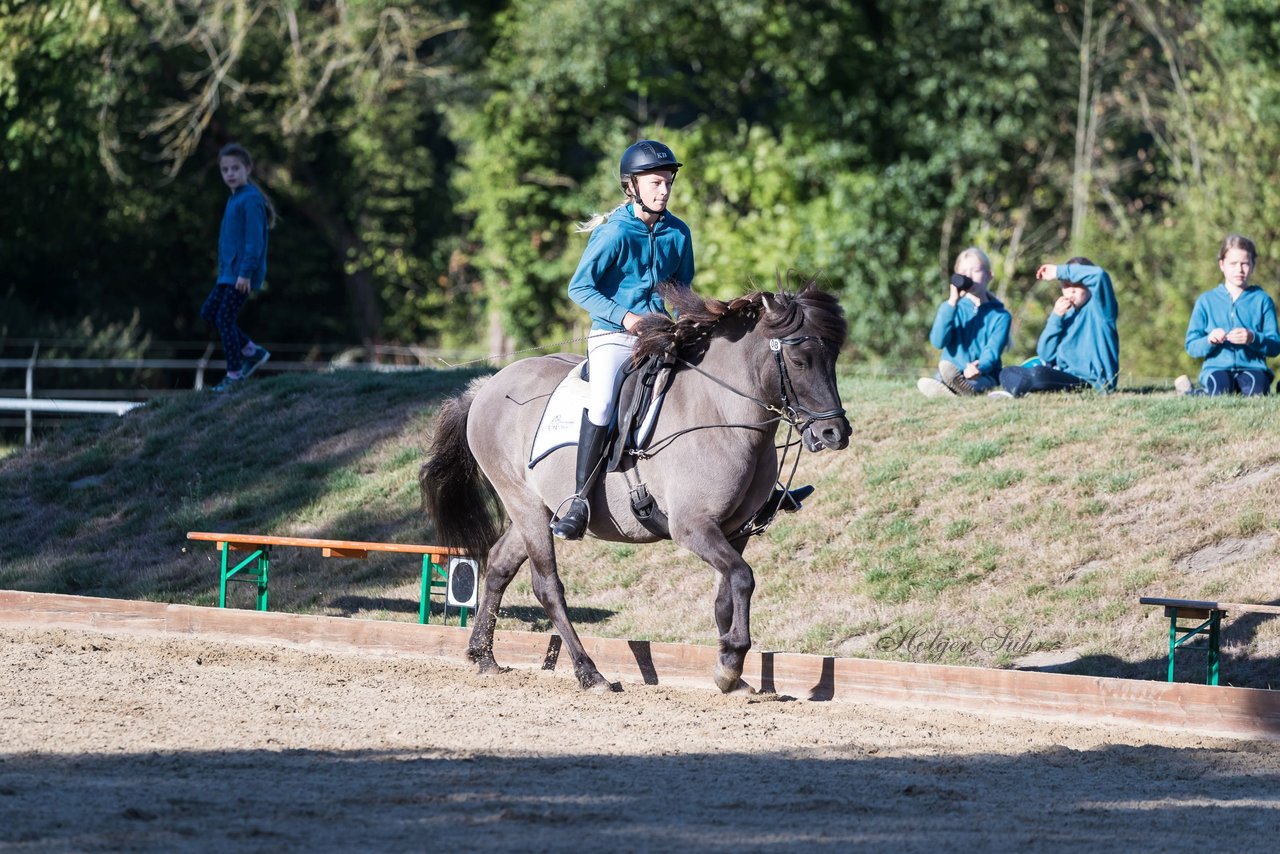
[466,528,527,674]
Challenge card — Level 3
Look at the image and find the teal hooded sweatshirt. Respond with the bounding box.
[567,203,695,331]
[1036,263,1120,391]
[929,295,1011,377]
[1185,284,1280,384]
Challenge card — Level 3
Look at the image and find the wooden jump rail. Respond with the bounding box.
[186,532,474,626]
[1140,596,1280,686]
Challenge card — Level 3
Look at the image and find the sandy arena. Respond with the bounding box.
[2,626,1279,851]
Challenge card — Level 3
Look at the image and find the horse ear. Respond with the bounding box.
[761,292,779,317]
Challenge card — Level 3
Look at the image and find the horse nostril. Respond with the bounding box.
[821,427,848,449]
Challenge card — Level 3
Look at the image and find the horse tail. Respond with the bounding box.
[420,380,505,562]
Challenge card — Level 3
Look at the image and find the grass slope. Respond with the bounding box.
[3,371,1279,688]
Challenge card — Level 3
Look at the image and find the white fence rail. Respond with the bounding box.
[0,399,144,416]
[1,340,475,446]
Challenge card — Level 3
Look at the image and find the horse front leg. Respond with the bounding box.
[679,525,756,693]
[466,528,527,673]
[712,560,756,693]
[524,533,617,692]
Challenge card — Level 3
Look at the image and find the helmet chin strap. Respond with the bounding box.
[629,177,667,217]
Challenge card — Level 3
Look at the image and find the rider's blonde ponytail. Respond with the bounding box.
[575,204,627,233]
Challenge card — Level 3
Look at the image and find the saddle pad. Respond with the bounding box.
[528,363,590,468]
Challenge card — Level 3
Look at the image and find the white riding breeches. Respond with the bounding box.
[585,331,635,427]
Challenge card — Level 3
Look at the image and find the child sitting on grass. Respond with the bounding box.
[1176,234,1279,396]
[918,247,1011,398]
[997,258,1119,397]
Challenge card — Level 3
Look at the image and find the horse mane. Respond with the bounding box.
[631,275,847,363]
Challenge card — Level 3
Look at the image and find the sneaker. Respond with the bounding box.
[210,374,244,392]
[241,346,271,378]
[938,361,977,396]
[917,377,956,399]
[988,389,1014,399]
[1174,374,1193,395]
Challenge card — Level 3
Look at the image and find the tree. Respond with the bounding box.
[94,0,472,349]
[453,0,1080,364]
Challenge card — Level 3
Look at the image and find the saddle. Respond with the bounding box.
[605,351,676,472]
[527,352,674,470]
[528,352,676,537]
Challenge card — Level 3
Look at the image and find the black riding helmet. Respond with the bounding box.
[619,140,681,215]
[619,139,682,178]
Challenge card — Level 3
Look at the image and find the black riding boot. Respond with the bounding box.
[551,412,611,541]
[748,484,815,529]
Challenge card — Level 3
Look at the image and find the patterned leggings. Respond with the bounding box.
[199,284,251,374]
[1202,369,1271,396]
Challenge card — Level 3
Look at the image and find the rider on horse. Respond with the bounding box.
[551,140,694,540]
[551,140,813,540]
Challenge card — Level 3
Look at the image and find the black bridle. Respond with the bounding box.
[768,335,847,433]
[618,333,846,463]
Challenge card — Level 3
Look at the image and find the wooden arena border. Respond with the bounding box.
[4,590,1280,740]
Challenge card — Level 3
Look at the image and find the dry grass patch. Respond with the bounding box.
[5,372,1280,687]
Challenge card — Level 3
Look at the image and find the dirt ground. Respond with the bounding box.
[3,627,1279,852]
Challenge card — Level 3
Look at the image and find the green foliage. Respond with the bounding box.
[452,0,1075,359]
[6,0,1280,387]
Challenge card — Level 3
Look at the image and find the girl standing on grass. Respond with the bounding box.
[1178,234,1279,396]
[200,143,275,392]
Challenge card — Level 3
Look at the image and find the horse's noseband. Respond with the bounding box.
[769,336,846,431]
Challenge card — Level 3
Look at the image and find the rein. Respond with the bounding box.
[668,335,846,436]
[624,332,843,535]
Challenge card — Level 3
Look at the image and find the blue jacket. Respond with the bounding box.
[1037,263,1120,391]
[567,204,695,331]
[929,295,1011,377]
[217,183,269,291]
[1185,284,1280,382]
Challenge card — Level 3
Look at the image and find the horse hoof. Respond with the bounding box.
[713,664,745,693]
[715,676,756,695]
[580,672,619,692]
[589,679,622,694]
